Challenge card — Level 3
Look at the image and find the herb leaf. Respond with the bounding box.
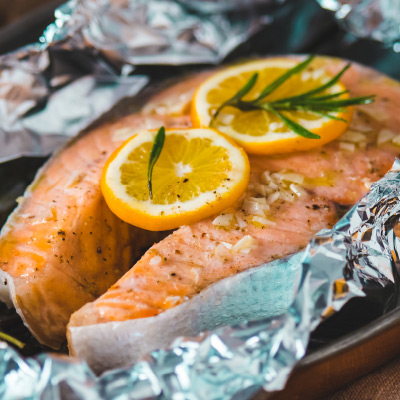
[147,126,165,200]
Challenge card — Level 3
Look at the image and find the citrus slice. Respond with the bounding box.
[191,57,353,154]
[101,128,250,231]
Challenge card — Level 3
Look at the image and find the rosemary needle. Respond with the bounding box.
[147,126,165,201]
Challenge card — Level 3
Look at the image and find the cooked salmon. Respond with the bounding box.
[67,57,400,371]
[0,72,209,349]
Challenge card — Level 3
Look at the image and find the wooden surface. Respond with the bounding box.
[0,0,54,28]
[0,0,63,54]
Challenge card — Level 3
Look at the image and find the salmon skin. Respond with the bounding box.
[67,56,400,372]
[0,72,207,349]
[69,253,303,374]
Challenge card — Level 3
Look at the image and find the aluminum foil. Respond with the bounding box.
[1,160,400,399]
[317,0,400,49]
[1,0,400,398]
[0,0,276,162]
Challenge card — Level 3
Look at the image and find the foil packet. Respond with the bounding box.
[317,0,400,48]
[1,159,400,399]
[0,0,278,163]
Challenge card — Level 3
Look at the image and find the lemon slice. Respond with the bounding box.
[191,57,353,154]
[101,128,250,231]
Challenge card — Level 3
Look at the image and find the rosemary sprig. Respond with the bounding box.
[0,331,25,349]
[255,55,314,102]
[147,126,165,200]
[212,72,259,123]
[210,57,375,139]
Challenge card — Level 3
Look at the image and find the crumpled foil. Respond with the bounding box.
[2,0,400,398]
[0,0,276,162]
[2,159,400,399]
[317,0,400,49]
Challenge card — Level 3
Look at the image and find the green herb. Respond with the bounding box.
[147,126,165,200]
[210,55,375,139]
[0,331,25,349]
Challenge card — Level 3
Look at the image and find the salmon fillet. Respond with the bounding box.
[67,57,400,371]
[0,73,208,349]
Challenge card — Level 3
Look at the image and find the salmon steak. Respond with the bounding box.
[0,72,208,349]
[66,57,400,372]
[1,56,400,369]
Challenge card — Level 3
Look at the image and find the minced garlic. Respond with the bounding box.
[212,214,234,227]
[149,255,162,265]
[377,129,396,146]
[232,235,258,254]
[339,142,356,152]
[213,169,307,231]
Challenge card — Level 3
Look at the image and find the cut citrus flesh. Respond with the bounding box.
[101,128,250,231]
[191,57,353,154]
